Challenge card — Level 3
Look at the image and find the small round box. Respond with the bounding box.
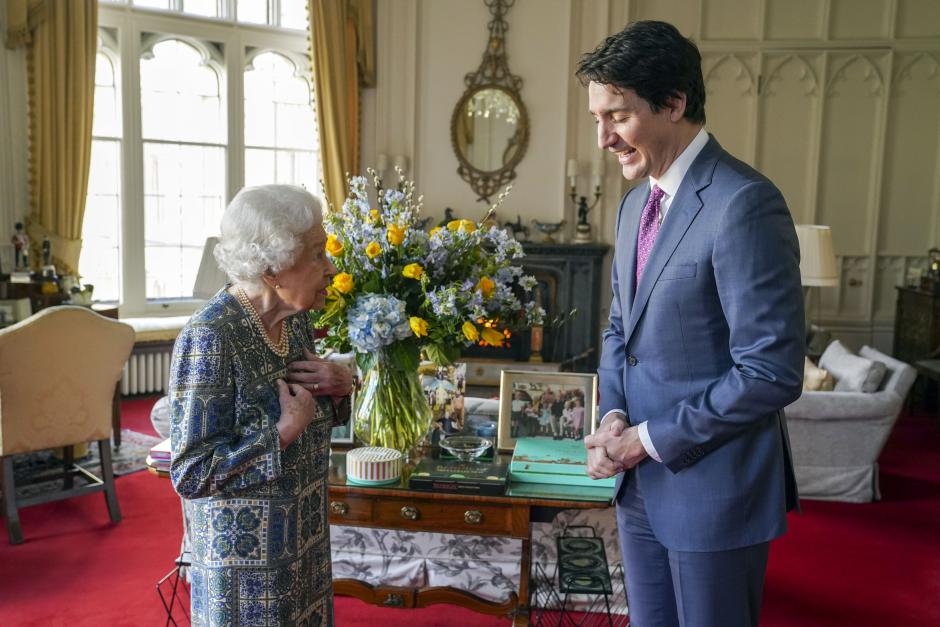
[346,447,402,486]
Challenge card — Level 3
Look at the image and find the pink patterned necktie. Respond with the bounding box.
[635,185,665,292]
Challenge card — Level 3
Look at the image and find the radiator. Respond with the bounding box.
[121,348,173,395]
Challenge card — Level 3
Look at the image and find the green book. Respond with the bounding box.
[409,458,509,496]
[510,437,616,488]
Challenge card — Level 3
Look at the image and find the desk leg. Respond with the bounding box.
[514,533,532,626]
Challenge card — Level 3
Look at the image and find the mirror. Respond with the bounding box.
[450,0,529,203]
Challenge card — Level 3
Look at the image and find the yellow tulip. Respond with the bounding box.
[402,263,424,280]
[460,219,476,232]
[332,272,354,294]
[447,220,462,231]
[409,316,429,338]
[387,223,405,246]
[476,276,495,298]
[326,234,343,256]
[430,226,442,237]
[365,241,382,259]
[481,327,505,347]
[462,321,479,342]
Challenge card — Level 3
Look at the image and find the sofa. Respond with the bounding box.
[785,345,916,503]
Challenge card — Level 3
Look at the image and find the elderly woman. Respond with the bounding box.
[169,184,352,626]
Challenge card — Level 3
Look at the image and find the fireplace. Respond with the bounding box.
[460,242,609,373]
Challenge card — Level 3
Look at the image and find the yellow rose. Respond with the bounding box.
[430,226,442,237]
[462,321,479,342]
[409,316,429,338]
[481,327,505,347]
[387,223,405,246]
[459,219,476,233]
[369,209,380,223]
[402,263,424,280]
[332,272,354,294]
[447,219,462,231]
[326,234,343,256]
[365,241,382,259]
[476,276,495,298]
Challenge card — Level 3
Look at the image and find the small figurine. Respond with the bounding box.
[42,236,52,267]
[503,215,530,242]
[11,222,29,271]
[576,196,591,226]
[438,207,456,227]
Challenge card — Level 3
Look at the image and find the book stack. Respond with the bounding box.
[510,437,615,488]
[148,437,171,473]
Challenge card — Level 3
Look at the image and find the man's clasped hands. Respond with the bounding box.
[584,413,649,480]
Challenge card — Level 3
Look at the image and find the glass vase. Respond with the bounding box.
[353,356,432,456]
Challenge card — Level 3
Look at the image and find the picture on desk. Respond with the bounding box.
[327,352,356,445]
[497,370,598,452]
[421,362,482,446]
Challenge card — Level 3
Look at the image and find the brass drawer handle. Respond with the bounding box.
[329,501,348,516]
[400,505,420,521]
[464,510,484,525]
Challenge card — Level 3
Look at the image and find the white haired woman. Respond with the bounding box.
[169,184,352,626]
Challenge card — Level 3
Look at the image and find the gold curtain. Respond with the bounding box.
[308,0,375,212]
[5,0,97,275]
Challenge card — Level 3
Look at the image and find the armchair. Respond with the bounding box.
[784,347,916,503]
[0,306,135,543]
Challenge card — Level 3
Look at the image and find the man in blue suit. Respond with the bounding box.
[579,21,804,627]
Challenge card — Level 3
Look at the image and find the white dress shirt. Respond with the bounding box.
[601,127,709,463]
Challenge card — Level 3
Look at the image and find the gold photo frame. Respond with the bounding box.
[497,370,598,452]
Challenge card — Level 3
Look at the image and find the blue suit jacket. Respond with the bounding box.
[598,135,803,552]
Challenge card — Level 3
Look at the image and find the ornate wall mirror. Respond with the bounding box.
[450,0,529,203]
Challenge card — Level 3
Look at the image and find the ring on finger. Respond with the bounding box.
[313,382,320,391]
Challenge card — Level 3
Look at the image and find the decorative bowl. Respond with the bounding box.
[439,435,493,462]
[531,219,566,243]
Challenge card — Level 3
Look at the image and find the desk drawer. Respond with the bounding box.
[373,496,513,535]
[327,494,373,524]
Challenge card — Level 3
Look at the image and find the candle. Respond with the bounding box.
[566,159,579,179]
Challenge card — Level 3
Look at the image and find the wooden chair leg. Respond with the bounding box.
[63,445,75,489]
[97,439,122,524]
[112,383,122,449]
[1,456,23,544]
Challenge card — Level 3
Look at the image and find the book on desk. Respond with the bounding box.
[409,458,509,496]
[510,437,616,488]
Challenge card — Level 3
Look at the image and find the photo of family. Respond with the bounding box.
[497,370,598,451]
[420,361,467,445]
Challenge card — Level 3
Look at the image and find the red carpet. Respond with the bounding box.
[0,397,938,626]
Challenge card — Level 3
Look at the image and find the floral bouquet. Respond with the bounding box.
[312,169,545,453]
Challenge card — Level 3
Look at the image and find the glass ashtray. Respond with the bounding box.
[439,435,492,462]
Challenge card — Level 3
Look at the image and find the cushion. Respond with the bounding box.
[819,340,887,393]
[802,356,834,392]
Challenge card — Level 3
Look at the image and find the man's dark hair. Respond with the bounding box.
[576,20,706,124]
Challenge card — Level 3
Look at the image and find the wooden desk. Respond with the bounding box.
[327,450,610,625]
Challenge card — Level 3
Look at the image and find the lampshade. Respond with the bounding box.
[795,225,838,287]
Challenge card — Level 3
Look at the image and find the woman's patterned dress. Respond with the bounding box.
[169,289,345,626]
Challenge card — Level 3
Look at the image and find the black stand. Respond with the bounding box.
[156,551,191,626]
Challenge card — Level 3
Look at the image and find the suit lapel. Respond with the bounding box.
[619,184,647,316]
[623,137,721,346]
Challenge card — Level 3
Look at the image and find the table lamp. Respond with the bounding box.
[796,224,838,343]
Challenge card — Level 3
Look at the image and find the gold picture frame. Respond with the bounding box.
[497,370,598,452]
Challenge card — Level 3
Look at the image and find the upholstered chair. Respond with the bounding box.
[0,306,135,544]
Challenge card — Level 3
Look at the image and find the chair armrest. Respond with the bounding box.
[784,391,900,421]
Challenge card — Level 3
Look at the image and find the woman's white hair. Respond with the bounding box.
[214,184,322,287]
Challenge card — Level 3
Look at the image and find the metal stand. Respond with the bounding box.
[156,551,191,627]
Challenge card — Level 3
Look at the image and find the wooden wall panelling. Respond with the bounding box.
[700,0,761,41]
[755,53,823,225]
[828,0,893,40]
[894,0,940,39]
[763,0,827,41]
[632,0,700,39]
[702,53,758,165]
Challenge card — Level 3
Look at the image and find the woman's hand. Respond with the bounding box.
[286,348,354,398]
[275,378,316,449]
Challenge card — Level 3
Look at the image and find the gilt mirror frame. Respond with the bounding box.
[450,0,529,203]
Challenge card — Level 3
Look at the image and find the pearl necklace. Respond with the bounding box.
[234,286,290,357]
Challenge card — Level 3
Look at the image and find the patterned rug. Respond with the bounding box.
[3,429,162,500]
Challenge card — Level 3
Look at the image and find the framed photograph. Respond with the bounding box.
[326,352,356,445]
[420,361,468,444]
[497,369,598,452]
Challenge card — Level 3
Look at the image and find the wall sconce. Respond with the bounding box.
[567,157,604,244]
[393,155,410,175]
[375,153,389,178]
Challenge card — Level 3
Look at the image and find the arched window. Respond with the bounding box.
[244,51,318,191]
[140,38,226,299]
[81,46,122,302]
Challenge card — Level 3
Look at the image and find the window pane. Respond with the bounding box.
[237,0,267,24]
[143,142,225,299]
[183,0,219,18]
[141,39,224,143]
[244,148,276,187]
[81,139,123,302]
[133,0,171,9]
[93,53,121,138]
[280,0,308,29]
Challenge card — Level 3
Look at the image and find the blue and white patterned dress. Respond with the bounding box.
[169,289,344,626]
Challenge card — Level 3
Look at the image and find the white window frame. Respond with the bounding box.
[97,2,313,316]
